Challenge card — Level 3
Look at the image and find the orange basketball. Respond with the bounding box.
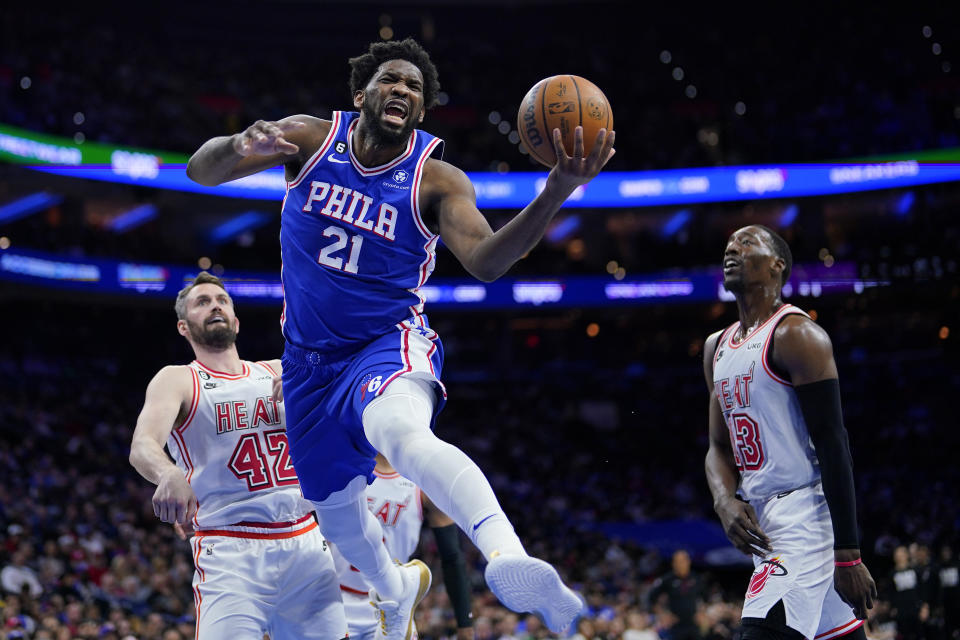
[517,75,613,168]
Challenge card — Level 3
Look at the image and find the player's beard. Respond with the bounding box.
[186,318,237,350]
[361,97,417,147]
[722,273,744,293]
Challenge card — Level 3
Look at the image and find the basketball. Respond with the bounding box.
[517,75,614,168]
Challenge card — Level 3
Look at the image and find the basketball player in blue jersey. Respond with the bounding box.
[703,226,877,640]
[186,38,614,639]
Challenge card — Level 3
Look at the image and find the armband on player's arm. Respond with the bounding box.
[432,524,473,628]
[794,379,860,550]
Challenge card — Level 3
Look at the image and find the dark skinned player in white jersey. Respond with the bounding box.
[704,225,877,639]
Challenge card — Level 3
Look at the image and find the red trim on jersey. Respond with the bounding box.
[713,325,734,368]
[192,360,251,380]
[340,584,370,596]
[727,304,797,349]
[288,111,342,189]
[815,619,863,639]
[373,470,401,479]
[195,519,318,540]
[760,307,809,387]
[257,360,279,377]
[178,367,201,433]
[347,119,417,175]
[411,137,442,240]
[232,513,314,529]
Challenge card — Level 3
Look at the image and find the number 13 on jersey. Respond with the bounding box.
[727,413,766,471]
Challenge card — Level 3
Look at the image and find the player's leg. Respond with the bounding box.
[281,355,407,602]
[362,375,583,632]
[271,529,349,640]
[312,477,405,599]
[362,376,523,560]
[311,487,430,640]
[191,535,270,640]
[741,601,806,640]
[814,579,865,640]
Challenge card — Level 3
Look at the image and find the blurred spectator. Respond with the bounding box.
[939,545,960,639]
[889,546,924,640]
[2,547,43,598]
[647,551,703,640]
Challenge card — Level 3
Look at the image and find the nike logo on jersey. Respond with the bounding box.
[473,514,496,532]
[327,156,349,164]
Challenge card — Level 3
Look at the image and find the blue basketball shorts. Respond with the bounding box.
[281,325,446,502]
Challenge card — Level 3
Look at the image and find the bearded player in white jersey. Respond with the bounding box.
[130,272,347,639]
[330,454,474,640]
[703,226,877,640]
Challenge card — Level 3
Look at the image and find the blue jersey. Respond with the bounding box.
[280,111,445,353]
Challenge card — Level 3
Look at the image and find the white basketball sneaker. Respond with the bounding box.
[484,554,584,633]
[370,559,432,640]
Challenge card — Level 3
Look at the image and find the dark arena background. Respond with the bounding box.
[1,3,958,639]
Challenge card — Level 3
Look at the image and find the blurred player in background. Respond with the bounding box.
[186,37,614,638]
[703,226,877,639]
[129,272,346,639]
[332,454,474,640]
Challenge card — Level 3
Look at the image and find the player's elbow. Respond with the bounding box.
[128,439,149,471]
[185,157,220,187]
[466,259,506,282]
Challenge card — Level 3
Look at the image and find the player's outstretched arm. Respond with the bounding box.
[423,492,474,640]
[772,315,877,620]
[427,126,614,282]
[703,332,771,558]
[186,115,318,187]
[130,366,198,530]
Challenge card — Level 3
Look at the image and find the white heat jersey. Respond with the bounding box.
[334,469,424,598]
[712,304,820,501]
[166,360,312,529]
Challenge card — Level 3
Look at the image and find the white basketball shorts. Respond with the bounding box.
[743,484,862,639]
[189,516,347,639]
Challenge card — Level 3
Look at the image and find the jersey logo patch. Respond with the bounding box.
[335,141,346,154]
[746,556,787,598]
[392,169,409,183]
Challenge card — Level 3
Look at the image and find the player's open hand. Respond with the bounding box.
[715,495,772,558]
[233,119,305,157]
[153,467,199,527]
[834,555,877,620]
[548,126,615,192]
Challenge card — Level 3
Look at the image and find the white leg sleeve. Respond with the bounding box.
[362,376,526,560]
[311,476,403,600]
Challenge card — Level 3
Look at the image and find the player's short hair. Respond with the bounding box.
[175,272,228,320]
[349,38,441,109]
[754,225,793,287]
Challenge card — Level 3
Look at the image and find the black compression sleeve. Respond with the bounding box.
[794,379,860,549]
[432,524,473,628]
